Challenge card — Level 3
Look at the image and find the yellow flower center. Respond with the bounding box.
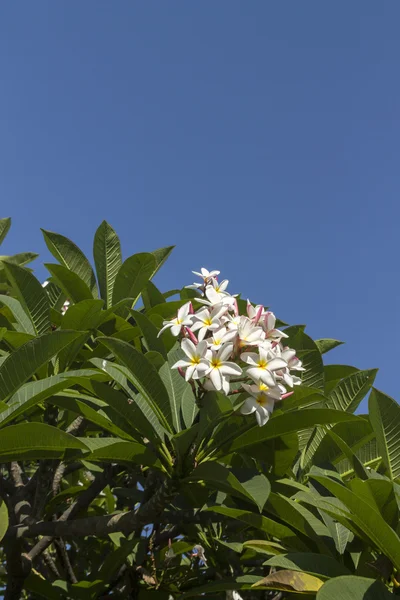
[190,356,201,365]
[204,318,213,326]
[211,358,222,369]
[257,360,268,369]
[259,383,269,392]
[256,394,267,405]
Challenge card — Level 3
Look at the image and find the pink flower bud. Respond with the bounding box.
[281,391,294,400]
[254,305,263,324]
[185,327,198,345]
[189,302,194,314]
[178,367,185,378]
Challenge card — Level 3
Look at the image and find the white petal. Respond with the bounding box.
[171,359,190,369]
[255,405,270,427]
[267,358,288,371]
[178,302,191,319]
[170,324,182,336]
[210,368,222,390]
[157,322,173,337]
[240,352,259,366]
[218,342,234,362]
[181,338,197,359]
[240,398,257,415]
[197,327,208,342]
[259,370,277,387]
[220,363,242,376]
[185,365,196,381]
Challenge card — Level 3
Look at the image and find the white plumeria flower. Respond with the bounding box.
[197,285,235,308]
[203,342,242,392]
[246,300,267,324]
[262,311,288,340]
[210,277,230,296]
[274,346,304,387]
[242,345,287,387]
[191,305,227,341]
[207,326,237,351]
[158,302,193,337]
[237,316,265,347]
[240,383,276,427]
[171,339,209,381]
[187,268,221,290]
[193,268,220,281]
[242,380,282,401]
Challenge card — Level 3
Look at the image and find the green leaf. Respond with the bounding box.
[327,429,369,479]
[3,261,50,335]
[0,294,35,334]
[316,576,393,600]
[0,252,38,269]
[112,252,156,307]
[315,339,344,354]
[0,498,8,542]
[44,280,66,311]
[284,327,325,390]
[301,370,377,470]
[24,573,68,600]
[131,309,167,358]
[0,422,88,461]
[91,360,167,442]
[0,217,11,246]
[45,263,93,303]
[150,245,174,279]
[266,492,330,549]
[348,478,398,528]
[93,221,122,309]
[264,553,350,578]
[180,575,260,598]
[48,395,136,441]
[311,473,400,571]
[0,330,82,401]
[42,229,97,296]
[324,364,359,395]
[327,369,377,413]
[187,463,270,511]
[142,281,165,310]
[369,388,400,480]
[252,570,324,592]
[61,299,105,330]
[0,375,76,427]
[78,439,161,469]
[181,385,198,429]
[90,380,145,441]
[224,409,362,454]
[206,506,308,551]
[158,346,196,432]
[97,337,173,434]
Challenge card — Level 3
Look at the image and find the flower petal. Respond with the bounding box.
[181,338,196,359]
[240,398,257,415]
[209,368,223,390]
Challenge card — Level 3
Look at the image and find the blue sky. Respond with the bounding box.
[1,2,399,409]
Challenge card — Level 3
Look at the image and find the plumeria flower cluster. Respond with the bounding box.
[158,269,304,427]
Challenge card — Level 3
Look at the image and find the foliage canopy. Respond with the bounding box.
[0,217,399,599]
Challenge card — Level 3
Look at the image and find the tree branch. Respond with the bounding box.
[26,465,116,560]
[10,478,178,542]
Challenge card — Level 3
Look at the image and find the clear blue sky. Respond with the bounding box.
[1,2,399,408]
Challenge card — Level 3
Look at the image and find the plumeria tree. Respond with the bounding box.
[0,218,400,600]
